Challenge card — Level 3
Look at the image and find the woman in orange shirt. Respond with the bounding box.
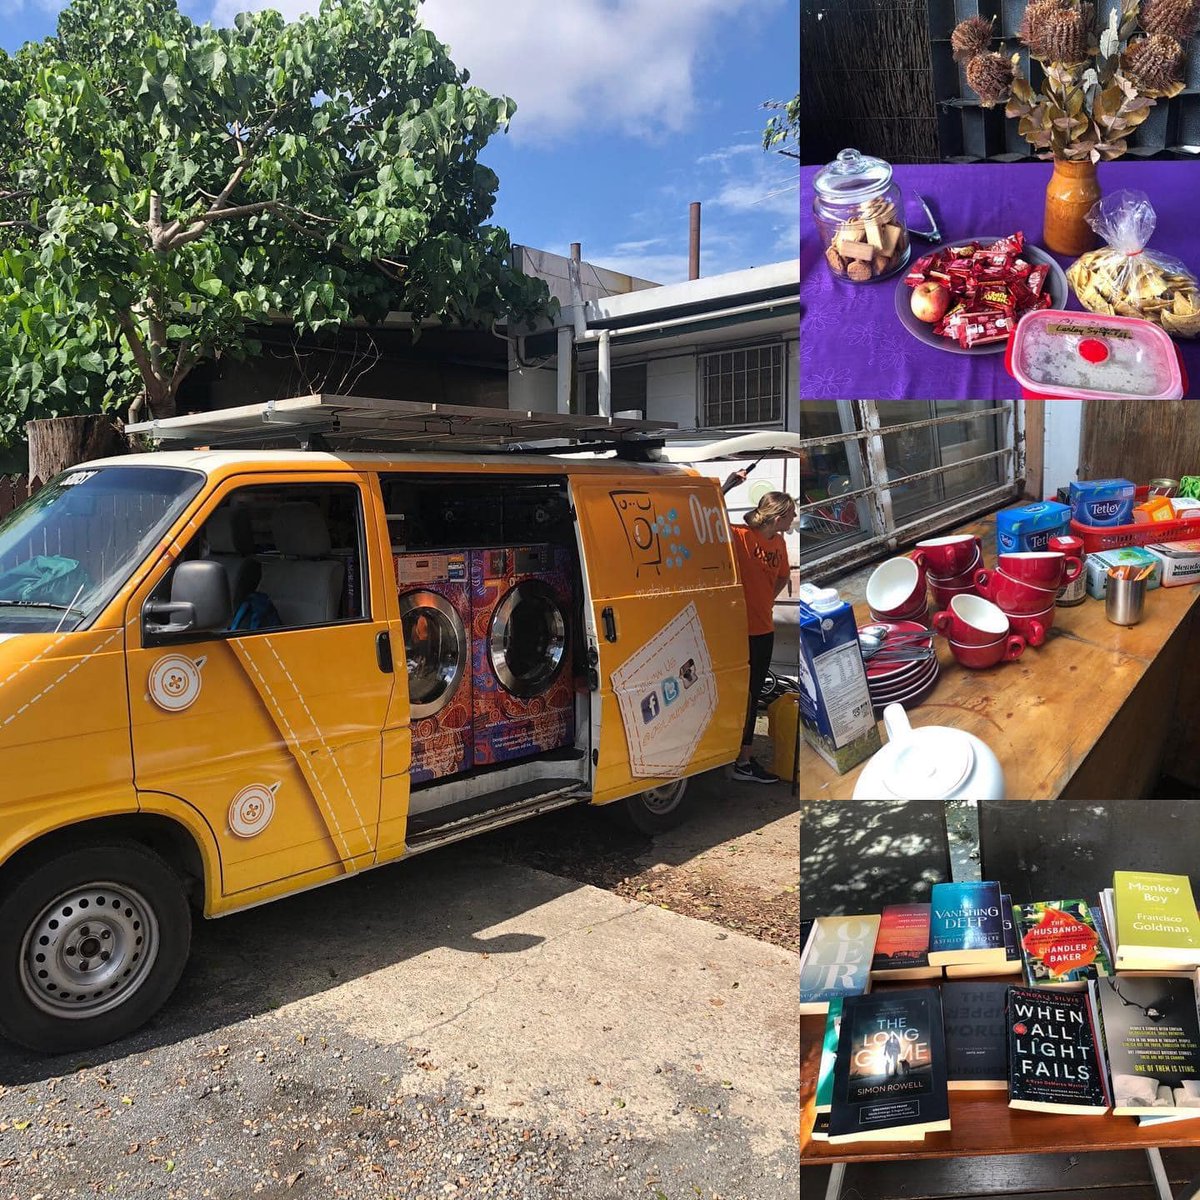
[723,482,796,783]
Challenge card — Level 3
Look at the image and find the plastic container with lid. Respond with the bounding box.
[1006,309,1186,399]
[812,148,910,284]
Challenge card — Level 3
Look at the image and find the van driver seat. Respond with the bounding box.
[258,502,345,627]
[205,506,260,611]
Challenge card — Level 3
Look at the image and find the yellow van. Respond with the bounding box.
[0,399,752,1051]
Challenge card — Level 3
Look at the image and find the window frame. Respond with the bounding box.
[799,401,1024,581]
[697,340,787,430]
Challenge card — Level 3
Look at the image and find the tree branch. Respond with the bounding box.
[167,199,281,249]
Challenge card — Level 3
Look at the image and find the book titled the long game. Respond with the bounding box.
[828,988,951,1144]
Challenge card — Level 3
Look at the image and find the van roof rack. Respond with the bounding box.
[126,394,674,456]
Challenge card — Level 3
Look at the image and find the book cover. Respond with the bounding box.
[928,881,1006,968]
[1013,899,1113,989]
[809,998,842,1141]
[941,981,1008,1090]
[1091,973,1200,1117]
[1007,985,1110,1115]
[801,918,815,957]
[871,904,939,980]
[1112,871,1200,968]
[828,987,951,1143]
[947,893,1022,978]
[799,914,881,1015]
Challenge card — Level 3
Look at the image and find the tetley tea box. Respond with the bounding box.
[996,501,1071,553]
[798,587,880,775]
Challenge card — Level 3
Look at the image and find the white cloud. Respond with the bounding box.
[208,0,780,143]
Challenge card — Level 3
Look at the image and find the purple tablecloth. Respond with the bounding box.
[800,162,1200,399]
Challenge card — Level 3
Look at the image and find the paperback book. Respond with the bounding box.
[945,893,1022,978]
[799,914,881,1015]
[828,988,951,1144]
[928,881,1007,969]
[809,998,842,1142]
[871,904,939,981]
[1013,899,1113,990]
[1007,986,1110,1115]
[1111,871,1200,971]
[1090,973,1200,1119]
[941,981,1008,1090]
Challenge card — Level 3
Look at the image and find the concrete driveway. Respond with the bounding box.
[0,793,799,1200]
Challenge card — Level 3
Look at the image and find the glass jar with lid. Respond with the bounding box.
[812,148,910,284]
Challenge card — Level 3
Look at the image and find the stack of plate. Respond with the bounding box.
[861,619,940,712]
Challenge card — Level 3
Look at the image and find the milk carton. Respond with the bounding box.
[1084,547,1162,599]
[1069,478,1136,527]
[995,500,1072,553]
[799,588,880,776]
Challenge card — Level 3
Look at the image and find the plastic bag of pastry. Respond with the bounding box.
[1066,190,1200,338]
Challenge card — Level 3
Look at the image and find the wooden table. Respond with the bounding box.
[801,984,1200,1199]
[800,517,1200,801]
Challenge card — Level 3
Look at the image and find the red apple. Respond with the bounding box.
[910,281,950,324]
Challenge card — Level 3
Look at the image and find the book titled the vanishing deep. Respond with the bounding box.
[828,988,951,1144]
[928,881,1007,969]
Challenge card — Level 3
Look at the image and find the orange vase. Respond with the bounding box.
[1042,158,1101,257]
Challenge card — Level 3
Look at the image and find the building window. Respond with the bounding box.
[581,363,647,417]
[799,401,1021,578]
[700,343,784,428]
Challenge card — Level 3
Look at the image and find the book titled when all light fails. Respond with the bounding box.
[1007,986,1110,1115]
[828,988,951,1144]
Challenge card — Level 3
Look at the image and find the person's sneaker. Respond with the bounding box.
[731,758,779,785]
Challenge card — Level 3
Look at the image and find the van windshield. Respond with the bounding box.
[0,466,204,633]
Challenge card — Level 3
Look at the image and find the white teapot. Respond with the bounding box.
[852,703,1005,800]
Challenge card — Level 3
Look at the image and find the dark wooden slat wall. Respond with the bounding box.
[801,0,940,166]
[1078,400,1200,485]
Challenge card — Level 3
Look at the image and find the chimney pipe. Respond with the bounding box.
[570,242,581,262]
[688,203,701,280]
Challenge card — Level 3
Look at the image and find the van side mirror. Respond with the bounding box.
[143,560,232,638]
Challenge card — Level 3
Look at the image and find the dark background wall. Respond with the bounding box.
[802,0,1200,165]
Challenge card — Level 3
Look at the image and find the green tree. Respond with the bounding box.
[0,0,551,443]
[762,94,800,159]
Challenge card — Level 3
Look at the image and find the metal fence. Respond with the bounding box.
[931,0,1200,160]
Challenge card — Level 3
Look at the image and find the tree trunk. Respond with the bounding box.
[26,415,127,484]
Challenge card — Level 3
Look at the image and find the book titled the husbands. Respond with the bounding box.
[828,987,951,1144]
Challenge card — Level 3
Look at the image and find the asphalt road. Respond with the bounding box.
[0,774,799,1200]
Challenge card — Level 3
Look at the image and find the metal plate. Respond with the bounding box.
[893,238,1068,356]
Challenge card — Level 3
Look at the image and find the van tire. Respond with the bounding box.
[0,842,191,1054]
[616,779,690,835]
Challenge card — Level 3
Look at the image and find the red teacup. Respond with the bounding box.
[998,552,1082,589]
[916,534,982,580]
[866,555,928,620]
[974,568,1057,615]
[929,579,977,611]
[1002,604,1052,646]
[932,593,1011,646]
[948,634,1025,670]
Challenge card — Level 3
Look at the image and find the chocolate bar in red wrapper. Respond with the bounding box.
[987,233,1025,256]
[1025,263,1049,298]
[905,255,935,286]
[960,308,1013,348]
[977,283,1016,314]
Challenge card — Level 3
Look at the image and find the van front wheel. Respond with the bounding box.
[618,778,690,835]
[0,842,191,1053]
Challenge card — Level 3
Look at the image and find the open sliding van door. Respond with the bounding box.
[569,471,748,805]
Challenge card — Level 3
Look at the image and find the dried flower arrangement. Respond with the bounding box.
[953,0,1199,161]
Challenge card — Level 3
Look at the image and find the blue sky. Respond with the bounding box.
[0,0,798,284]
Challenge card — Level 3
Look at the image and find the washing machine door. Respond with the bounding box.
[489,580,566,698]
[400,591,468,718]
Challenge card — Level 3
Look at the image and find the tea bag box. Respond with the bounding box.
[996,501,1072,553]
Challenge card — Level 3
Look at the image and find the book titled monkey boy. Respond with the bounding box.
[827,988,951,1144]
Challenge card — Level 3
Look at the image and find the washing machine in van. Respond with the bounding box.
[395,552,473,782]
[470,544,575,767]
